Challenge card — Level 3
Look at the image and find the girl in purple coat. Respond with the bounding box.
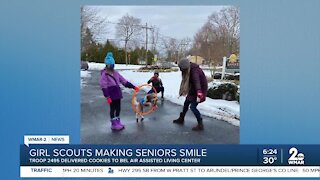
[100,52,139,130]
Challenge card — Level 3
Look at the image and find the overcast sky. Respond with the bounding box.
[93,6,228,42]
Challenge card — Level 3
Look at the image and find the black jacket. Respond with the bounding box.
[148,77,163,88]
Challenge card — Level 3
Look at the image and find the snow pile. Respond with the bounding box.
[80,70,91,88]
[203,70,214,77]
[198,99,239,126]
[88,62,143,71]
[120,70,240,126]
[81,70,91,78]
[209,80,240,95]
[208,80,237,89]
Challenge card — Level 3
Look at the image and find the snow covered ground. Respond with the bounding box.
[80,63,240,127]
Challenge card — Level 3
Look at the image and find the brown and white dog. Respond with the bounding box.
[134,93,158,122]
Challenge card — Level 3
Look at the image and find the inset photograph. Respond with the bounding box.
[80,6,240,144]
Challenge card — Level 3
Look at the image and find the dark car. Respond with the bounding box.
[214,72,222,79]
[225,74,235,80]
[81,61,89,70]
[234,73,240,80]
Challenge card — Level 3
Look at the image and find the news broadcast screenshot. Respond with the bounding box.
[1,0,320,179]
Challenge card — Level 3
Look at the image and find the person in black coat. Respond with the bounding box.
[147,72,164,99]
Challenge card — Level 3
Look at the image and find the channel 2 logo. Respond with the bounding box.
[288,147,304,165]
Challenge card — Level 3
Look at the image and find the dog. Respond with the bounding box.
[134,93,158,122]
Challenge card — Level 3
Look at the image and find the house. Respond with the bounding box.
[187,55,204,65]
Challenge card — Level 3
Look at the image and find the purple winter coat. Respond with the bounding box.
[100,69,135,100]
[187,63,208,102]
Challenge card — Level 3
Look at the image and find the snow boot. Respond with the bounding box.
[192,118,204,131]
[115,117,125,129]
[173,112,185,124]
[111,118,124,130]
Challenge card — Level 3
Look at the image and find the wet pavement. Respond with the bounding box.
[81,70,239,144]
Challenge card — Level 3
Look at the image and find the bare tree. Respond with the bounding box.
[161,37,179,62]
[191,6,240,66]
[116,14,142,65]
[193,21,227,65]
[208,6,240,55]
[177,37,192,60]
[160,37,192,62]
[192,22,213,57]
[80,6,108,52]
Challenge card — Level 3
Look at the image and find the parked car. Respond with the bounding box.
[234,73,240,80]
[225,74,235,80]
[160,62,175,68]
[81,61,89,70]
[214,72,222,79]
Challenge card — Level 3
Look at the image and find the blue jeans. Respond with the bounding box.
[148,87,164,97]
[182,99,201,120]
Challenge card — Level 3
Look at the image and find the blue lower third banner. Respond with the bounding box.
[20,145,320,178]
[20,144,320,166]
